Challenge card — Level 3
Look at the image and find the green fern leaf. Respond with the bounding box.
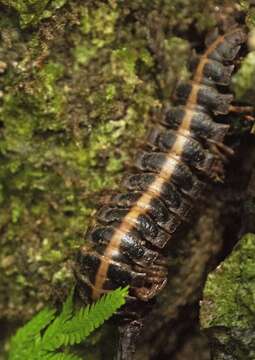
[42,352,82,360]
[59,288,74,319]
[9,307,56,360]
[43,286,129,350]
[8,287,129,360]
[42,289,74,348]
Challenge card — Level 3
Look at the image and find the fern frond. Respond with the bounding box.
[42,352,82,360]
[42,289,74,348]
[9,307,56,360]
[59,288,74,319]
[43,286,129,349]
[8,287,129,360]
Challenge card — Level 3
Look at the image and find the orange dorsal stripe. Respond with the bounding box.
[91,34,225,299]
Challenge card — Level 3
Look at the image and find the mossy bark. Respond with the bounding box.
[0,0,255,359]
[200,170,255,360]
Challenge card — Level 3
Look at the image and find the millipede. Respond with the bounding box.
[74,23,253,353]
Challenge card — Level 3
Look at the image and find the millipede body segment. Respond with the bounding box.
[75,27,248,307]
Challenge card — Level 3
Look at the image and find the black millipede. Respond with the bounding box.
[74,26,253,330]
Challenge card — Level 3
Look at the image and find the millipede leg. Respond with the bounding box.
[229,105,255,134]
[244,114,255,122]
[242,114,255,135]
[229,105,254,114]
[207,138,234,158]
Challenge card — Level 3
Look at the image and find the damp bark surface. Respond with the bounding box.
[0,1,255,359]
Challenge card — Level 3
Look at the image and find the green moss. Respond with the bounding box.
[201,234,255,329]
[239,0,250,11]
[0,0,68,27]
[239,0,255,27]
[111,48,140,90]
[231,3,255,102]
[232,51,255,102]
[74,5,119,66]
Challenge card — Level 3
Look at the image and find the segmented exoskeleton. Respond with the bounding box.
[75,27,248,310]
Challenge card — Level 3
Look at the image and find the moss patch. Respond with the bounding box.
[201,234,255,329]
[0,0,68,28]
[232,51,255,103]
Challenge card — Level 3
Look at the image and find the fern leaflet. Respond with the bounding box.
[43,286,129,349]
[9,307,56,360]
[8,286,129,360]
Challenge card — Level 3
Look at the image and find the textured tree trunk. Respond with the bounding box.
[0,1,255,359]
